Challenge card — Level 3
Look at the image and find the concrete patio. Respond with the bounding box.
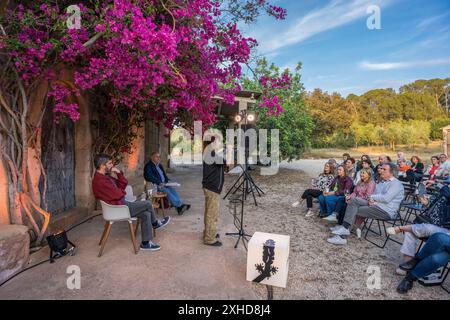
[0,165,258,299]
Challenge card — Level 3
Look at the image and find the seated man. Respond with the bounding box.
[92,154,170,251]
[396,232,450,294]
[328,162,404,245]
[144,151,191,215]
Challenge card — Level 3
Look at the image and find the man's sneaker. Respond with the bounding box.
[396,276,414,294]
[177,205,188,215]
[205,240,222,247]
[305,209,315,217]
[396,267,408,276]
[418,267,445,286]
[185,204,191,211]
[140,242,161,251]
[322,213,338,222]
[327,235,347,245]
[292,201,300,208]
[399,258,420,271]
[154,216,171,230]
[331,226,350,236]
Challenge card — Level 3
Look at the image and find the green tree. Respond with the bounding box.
[400,78,450,112]
[241,58,314,160]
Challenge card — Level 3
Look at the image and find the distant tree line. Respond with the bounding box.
[305,78,450,149]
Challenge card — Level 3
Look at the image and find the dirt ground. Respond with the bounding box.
[0,165,256,300]
[243,160,448,300]
[0,160,448,300]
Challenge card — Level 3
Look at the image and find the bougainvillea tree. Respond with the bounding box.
[0,0,287,243]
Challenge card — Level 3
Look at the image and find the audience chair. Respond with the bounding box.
[98,200,139,257]
[362,211,404,249]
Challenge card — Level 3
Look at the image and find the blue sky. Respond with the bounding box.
[240,0,450,96]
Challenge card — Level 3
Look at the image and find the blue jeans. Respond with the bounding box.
[319,195,345,216]
[159,186,183,208]
[335,198,347,224]
[411,232,450,279]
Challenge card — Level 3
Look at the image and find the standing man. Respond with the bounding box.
[92,154,170,251]
[144,152,191,215]
[202,137,226,247]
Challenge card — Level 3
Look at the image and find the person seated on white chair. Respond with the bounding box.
[92,154,170,251]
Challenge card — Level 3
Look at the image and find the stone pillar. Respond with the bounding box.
[159,126,170,168]
[0,158,10,225]
[122,126,146,195]
[74,93,95,211]
[0,224,30,284]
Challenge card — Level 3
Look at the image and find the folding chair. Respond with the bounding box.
[362,212,404,249]
[441,265,450,294]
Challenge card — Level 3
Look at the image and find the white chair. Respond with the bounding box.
[98,200,139,257]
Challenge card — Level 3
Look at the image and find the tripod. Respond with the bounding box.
[223,164,265,206]
[225,187,252,250]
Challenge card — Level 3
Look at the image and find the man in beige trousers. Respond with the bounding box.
[202,137,226,246]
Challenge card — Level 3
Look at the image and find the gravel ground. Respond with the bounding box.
[225,160,449,300]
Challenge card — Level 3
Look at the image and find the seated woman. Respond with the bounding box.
[374,165,384,184]
[354,160,374,185]
[329,168,376,238]
[341,153,351,166]
[396,232,450,294]
[424,156,440,178]
[319,165,353,222]
[327,159,338,174]
[300,162,335,217]
[345,157,356,180]
[397,159,412,182]
[356,154,373,172]
[404,155,424,184]
[422,155,443,187]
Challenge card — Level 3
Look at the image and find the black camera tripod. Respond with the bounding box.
[225,188,252,250]
[223,164,265,206]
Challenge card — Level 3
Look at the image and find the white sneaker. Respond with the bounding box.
[356,228,362,239]
[305,209,315,217]
[331,226,350,236]
[327,235,347,245]
[322,214,338,222]
[329,225,341,232]
[396,267,407,276]
[292,201,300,208]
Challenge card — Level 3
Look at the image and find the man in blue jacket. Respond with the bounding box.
[144,152,191,215]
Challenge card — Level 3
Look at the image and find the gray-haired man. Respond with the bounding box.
[328,163,404,245]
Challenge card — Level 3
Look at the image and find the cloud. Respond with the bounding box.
[258,0,395,54]
[417,12,450,30]
[359,58,450,70]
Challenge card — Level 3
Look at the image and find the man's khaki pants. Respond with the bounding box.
[203,188,220,244]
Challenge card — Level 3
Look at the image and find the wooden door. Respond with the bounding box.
[39,110,76,215]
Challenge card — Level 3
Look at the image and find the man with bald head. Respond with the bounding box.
[144,152,191,215]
